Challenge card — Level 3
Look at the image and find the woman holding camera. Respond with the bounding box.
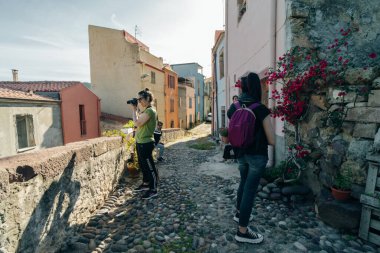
[130,88,158,199]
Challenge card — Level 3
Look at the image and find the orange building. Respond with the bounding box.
[163,65,179,128]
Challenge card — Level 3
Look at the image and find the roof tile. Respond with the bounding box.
[0,81,81,92]
[0,88,56,102]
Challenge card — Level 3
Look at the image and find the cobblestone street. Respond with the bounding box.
[62,124,380,253]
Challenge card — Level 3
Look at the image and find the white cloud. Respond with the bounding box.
[110,13,126,30]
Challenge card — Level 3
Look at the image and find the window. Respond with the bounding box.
[197,112,200,121]
[179,97,182,107]
[221,106,226,128]
[170,121,174,128]
[197,80,200,95]
[151,71,156,84]
[16,115,36,150]
[189,97,192,108]
[79,105,86,136]
[198,96,200,105]
[219,50,224,79]
[237,0,247,22]
[170,98,174,112]
[168,75,175,89]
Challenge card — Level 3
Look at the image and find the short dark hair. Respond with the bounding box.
[232,95,238,101]
[157,121,163,126]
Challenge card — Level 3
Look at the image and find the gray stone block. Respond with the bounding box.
[282,185,311,196]
[328,87,367,104]
[372,77,380,88]
[347,139,373,162]
[374,128,380,152]
[353,123,378,139]
[317,200,361,230]
[368,90,380,106]
[345,67,379,85]
[346,107,380,123]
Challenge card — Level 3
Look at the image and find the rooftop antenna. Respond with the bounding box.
[134,25,142,40]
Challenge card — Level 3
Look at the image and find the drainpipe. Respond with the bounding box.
[213,52,219,134]
[225,0,229,128]
[267,0,277,168]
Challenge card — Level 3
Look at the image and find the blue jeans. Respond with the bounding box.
[236,155,268,227]
[155,143,164,158]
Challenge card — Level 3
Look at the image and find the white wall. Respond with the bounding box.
[0,102,63,158]
[225,0,288,163]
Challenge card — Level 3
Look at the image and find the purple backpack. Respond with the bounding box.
[228,102,260,148]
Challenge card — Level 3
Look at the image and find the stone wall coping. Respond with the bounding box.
[366,154,380,163]
[0,137,123,183]
[162,128,183,133]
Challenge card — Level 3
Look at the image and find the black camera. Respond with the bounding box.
[127,98,138,106]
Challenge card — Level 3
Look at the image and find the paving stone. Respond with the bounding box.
[57,125,372,253]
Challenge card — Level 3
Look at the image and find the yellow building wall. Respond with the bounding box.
[89,25,142,119]
[89,25,166,123]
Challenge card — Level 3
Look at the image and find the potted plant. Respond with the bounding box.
[125,132,139,178]
[331,171,352,201]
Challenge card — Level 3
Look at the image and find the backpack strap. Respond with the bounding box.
[248,102,261,110]
[233,101,241,109]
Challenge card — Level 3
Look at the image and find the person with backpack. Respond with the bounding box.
[227,72,275,244]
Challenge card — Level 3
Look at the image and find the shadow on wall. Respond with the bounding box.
[16,153,80,253]
[41,106,63,148]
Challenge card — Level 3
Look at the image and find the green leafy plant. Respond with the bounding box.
[103,129,139,169]
[123,120,135,129]
[188,137,216,150]
[218,127,228,137]
[263,162,283,182]
[333,171,352,191]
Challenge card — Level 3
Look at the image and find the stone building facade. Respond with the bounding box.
[284,0,380,200]
[225,0,380,201]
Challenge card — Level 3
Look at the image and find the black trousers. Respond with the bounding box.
[223,144,236,159]
[136,142,158,190]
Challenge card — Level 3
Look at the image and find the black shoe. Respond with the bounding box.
[133,184,150,192]
[157,157,164,162]
[235,227,263,244]
[141,190,158,200]
[233,212,254,223]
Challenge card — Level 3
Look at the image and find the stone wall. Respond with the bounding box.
[161,128,186,144]
[285,0,380,198]
[0,137,127,253]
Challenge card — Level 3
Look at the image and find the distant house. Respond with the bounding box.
[211,30,226,135]
[178,77,195,129]
[204,76,212,120]
[163,65,179,128]
[171,63,205,123]
[0,81,101,147]
[0,87,62,158]
[89,25,166,126]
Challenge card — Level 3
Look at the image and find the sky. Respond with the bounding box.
[0,0,224,82]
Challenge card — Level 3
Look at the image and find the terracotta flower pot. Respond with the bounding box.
[126,162,139,178]
[331,187,351,201]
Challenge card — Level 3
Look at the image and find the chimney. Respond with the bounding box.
[12,69,18,82]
